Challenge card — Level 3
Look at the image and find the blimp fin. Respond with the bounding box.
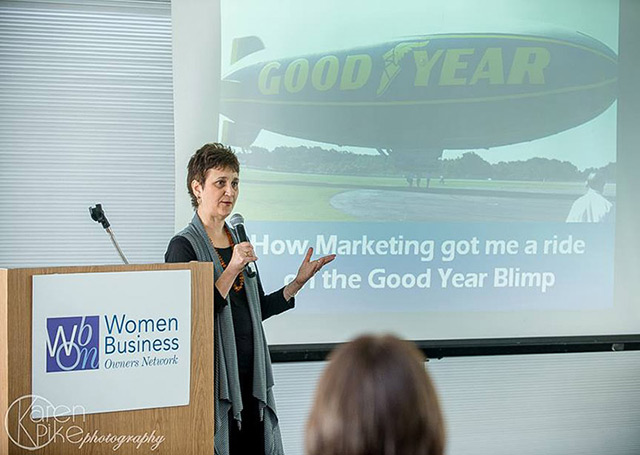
[230,36,265,65]
[221,119,261,148]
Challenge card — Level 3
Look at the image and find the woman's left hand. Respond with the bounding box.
[284,248,336,300]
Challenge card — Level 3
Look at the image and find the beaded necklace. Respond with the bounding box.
[210,225,244,292]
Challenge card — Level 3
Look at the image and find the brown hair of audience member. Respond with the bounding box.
[306,334,445,455]
[186,142,240,209]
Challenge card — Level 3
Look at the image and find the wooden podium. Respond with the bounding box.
[0,262,214,455]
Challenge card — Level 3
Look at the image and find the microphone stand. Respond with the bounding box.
[89,204,129,264]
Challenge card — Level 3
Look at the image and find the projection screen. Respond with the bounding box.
[202,0,640,344]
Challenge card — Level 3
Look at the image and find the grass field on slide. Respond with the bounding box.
[233,168,590,221]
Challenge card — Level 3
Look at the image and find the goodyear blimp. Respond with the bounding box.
[220,29,617,172]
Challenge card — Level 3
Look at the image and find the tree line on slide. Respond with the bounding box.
[239,146,615,183]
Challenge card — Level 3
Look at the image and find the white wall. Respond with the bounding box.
[171,0,221,230]
[273,351,640,455]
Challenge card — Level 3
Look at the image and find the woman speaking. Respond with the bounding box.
[165,143,335,455]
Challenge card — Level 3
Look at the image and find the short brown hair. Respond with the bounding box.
[306,334,445,455]
[186,143,240,209]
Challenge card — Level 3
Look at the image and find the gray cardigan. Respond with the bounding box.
[177,214,285,455]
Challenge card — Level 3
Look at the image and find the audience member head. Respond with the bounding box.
[306,334,445,455]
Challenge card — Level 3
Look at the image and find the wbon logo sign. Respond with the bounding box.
[46,316,100,372]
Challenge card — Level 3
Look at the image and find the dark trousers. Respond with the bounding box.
[229,381,265,455]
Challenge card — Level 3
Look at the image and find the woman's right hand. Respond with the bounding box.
[226,241,258,276]
[215,241,258,298]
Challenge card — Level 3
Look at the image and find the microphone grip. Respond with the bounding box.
[233,223,257,278]
[235,223,250,243]
[245,263,257,278]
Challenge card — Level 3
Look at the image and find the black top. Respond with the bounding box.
[164,235,294,386]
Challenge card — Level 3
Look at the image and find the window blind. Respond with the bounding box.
[0,0,174,267]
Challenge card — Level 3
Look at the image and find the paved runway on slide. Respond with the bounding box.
[329,189,574,222]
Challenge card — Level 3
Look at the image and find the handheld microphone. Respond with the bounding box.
[229,213,257,278]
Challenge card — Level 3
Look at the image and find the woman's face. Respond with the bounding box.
[192,166,239,220]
